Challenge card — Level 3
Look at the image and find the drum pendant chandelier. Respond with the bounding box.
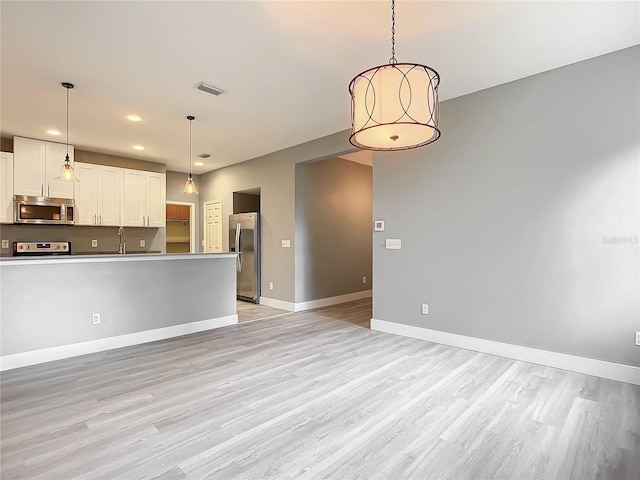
[349,0,440,151]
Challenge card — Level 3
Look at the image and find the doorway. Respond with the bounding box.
[204,200,223,253]
[165,201,196,253]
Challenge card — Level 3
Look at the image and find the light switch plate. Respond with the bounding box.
[385,239,402,250]
[374,220,385,232]
[140,240,146,248]
[1,240,9,249]
[91,240,98,248]
[282,240,291,248]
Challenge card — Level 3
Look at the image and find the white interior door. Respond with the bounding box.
[204,200,223,253]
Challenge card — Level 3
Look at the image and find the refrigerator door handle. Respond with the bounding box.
[235,222,242,272]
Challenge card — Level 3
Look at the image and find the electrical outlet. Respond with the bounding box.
[92,313,101,325]
[139,239,146,248]
[1,240,9,249]
[281,240,291,248]
[269,282,274,290]
[635,331,640,346]
[91,239,98,248]
[362,276,367,284]
[421,304,429,315]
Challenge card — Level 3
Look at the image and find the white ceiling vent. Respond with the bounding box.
[196,82,224,96]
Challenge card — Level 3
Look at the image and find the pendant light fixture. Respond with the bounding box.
[349,0,440,151]
[55,82,79,182]
[183,115,198,194]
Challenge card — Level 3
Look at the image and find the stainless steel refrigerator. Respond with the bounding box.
[229,212,260,303]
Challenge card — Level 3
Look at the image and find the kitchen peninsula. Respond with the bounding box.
[0,252,237,371]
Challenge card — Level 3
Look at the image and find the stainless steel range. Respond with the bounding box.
[13,241,71,256]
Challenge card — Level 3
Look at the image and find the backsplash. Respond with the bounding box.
[0,224,165,256]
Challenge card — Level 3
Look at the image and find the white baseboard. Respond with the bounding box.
[260,290,373,312]
[259,297,296,311]
[0,314,238,372]
[371,319,640,386]
[294,290,372,312]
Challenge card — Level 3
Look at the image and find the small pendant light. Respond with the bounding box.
[55,82,79,182]
[349,0,440,151]
[183,115,198,194]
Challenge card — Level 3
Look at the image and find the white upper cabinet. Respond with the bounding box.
[123,169,146,226]
[122,169,165,227]
[74,162,124,226]
[13,137,74,199]
[74,162,98,225]
[97,165,123,226]
[0,152,14,223]
[146,172,166,227]
[13,137,45,197]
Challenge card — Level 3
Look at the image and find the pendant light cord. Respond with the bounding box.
[189,118,193,178]
[65,86,70,159]
[390,0,396,64]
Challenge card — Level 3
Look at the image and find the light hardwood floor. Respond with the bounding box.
[1,299,638,479]
[236,301,289,324]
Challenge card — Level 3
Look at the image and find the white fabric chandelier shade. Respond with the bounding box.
[349,63,440,151]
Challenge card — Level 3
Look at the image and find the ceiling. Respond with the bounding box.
[1,1,638,174]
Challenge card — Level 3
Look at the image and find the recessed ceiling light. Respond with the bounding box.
[133,145,145,151]
[198,153,211,158]
[194,161,204,166]
[47,129,61,136]
[127,115,142,122]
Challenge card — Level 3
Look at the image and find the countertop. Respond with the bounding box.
[0,252,237,266]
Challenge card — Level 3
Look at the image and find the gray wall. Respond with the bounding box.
[373,46,640,367]
[233,192,261,214]
[198,131,354,303]
[295,157,372,303]
[166,170,201,251]
[74,150,165,173]
[0,139,166,173]
[0,224,164,257]
[0,256,236,355]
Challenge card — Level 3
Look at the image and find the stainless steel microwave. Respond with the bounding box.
[13,195,75,225]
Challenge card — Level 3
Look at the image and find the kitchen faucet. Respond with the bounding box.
[118,226,126,255]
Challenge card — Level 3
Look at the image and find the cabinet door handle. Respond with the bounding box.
[47,185,50,197]
[99,214,102,225]
[41,184,44,196]
[93,213,96,225]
